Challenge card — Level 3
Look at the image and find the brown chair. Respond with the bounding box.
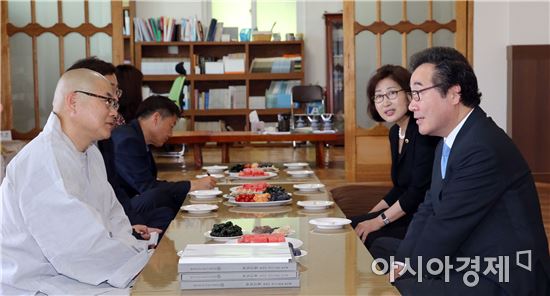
[330,182,392,218]
[291,85,325,147]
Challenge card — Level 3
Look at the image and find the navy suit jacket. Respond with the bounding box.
[383,117,439,216]
[111,119,190,199]
[396,107,550,294]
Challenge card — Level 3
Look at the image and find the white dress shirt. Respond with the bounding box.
[1,113,150,295]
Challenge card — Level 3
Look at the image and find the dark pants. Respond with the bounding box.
[370,237,504,295]
[130,186,184,214]
[350,209,411,253]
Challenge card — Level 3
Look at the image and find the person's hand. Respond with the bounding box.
[190,176,216,191]
[354,218,383,243]
[132,225,163,240]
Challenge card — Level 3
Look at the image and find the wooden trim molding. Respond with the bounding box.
[7,23,113,37]
[354,19,456,36]
[1,1,12,130]
[344,1,356,181]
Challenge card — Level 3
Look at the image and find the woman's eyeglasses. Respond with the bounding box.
[373,89,404,104]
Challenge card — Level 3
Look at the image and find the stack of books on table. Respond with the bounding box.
[178,243,300,290]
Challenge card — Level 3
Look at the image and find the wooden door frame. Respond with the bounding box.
[0,0,123,136]
[344,0,474,181]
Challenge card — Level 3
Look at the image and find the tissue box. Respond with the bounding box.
[266,93,291,108]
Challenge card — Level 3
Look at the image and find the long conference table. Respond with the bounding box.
[131,167,398,295]
[166,131,344,169]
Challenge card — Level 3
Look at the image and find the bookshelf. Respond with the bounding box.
[135,41,305,131]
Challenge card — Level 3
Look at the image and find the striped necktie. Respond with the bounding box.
[441,143,451,179]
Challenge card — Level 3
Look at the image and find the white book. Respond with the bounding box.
[180,277,300,290]
[179,243,293,264]
[180,270,299,281]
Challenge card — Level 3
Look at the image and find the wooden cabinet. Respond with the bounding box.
[324,13,344,116]
[134,41,305,131]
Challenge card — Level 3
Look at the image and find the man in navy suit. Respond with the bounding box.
[111,95,215,214]
[372,47,550,295]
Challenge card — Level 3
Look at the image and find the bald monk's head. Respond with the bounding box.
[53,69,119,151]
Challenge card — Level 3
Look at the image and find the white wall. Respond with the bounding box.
[136,1,206,20]
[474,1,550,131]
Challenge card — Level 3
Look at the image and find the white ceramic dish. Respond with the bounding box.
[283,162,308,170]
[228,198,292,207]
[180,204,219,214]
[236,171,277,180]
[195,174,225,179]
[188,189,223,199]
[293,183,325,192]
[226,237,303,249]
[286,170,314,178]
[297,200,334,211]
[294,249,308,259]
[202,165,228,174]
[204,231,243,242]
[309,217,351,230]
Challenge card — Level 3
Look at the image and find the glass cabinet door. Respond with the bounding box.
[324,13,343,122]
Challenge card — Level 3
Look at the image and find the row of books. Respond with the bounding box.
[266,80,301,108]
[194,86,246,110]
[178,243,300,290]
[193,53,245,74]
[133,17,234,42]
[250,56,302,73]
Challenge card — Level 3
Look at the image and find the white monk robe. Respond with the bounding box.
[1,113,150,295]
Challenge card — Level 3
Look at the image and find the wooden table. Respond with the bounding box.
[131,182,398,295]
[166,131,344,169]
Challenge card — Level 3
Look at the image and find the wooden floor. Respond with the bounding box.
[157,145,550,251]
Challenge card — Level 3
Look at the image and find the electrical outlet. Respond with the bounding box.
[0,130,13,141]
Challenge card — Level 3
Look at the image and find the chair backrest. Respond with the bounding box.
[291,85,324,103]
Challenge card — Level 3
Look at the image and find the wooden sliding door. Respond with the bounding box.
[344,0,473,181]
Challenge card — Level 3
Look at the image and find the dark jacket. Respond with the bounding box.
[383,117,440,217]
[110,119,190,199]
[396,107,550,295]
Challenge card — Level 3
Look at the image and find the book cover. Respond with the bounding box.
[180,270,299,281]
[179,243,293,264]
[206,18,217,41]
[180,277,300,290]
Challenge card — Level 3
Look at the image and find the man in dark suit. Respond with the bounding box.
[111,95,215,213]
[372,47,550,295]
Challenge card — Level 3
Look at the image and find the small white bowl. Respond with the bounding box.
[196,174,225,179]
[293,183,325,192]
[283,162,308,170]
[181,204,219,214]
[202,165,228,174]
[286,170,314,178]
[297,200,334,211]
[188,189,223,199]
[309,217,351,230]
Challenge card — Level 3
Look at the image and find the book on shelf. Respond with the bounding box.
[180,270,299,281]
[206,18,217,41]
[194,121,226,132]
[229,86,246,108]
[249,96,266,109]
[180,277,300,290]
[214,21,224,41]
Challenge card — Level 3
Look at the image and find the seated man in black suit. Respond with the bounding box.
[111,95,215,213]
[67,57,173,239]
[371,47,550,295]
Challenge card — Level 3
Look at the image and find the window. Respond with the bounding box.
[211,0,296,36]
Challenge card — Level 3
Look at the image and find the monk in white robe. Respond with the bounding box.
[1,69,150,295]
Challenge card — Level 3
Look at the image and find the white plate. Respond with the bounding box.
[202,165,228,173]
[283,162,308,170]
[196,174,225,179]
[180,204,219,214]
[228,198,292,207]
[236,171,277,180]
[293,183,325,192]
[226,237,303,249]
[309,217,351,230]
[297,200,334,211]
[188,189,223,199]
[286,170,314,178]
[204,231,243,242]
